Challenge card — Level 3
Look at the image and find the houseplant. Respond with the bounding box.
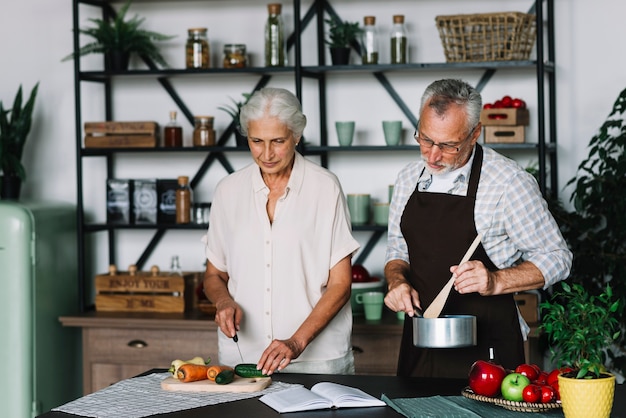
[540,281,621,417]
[0,82,39,200]
[325,18,362,65]
[62,0,174,70]
[218,93,251,147]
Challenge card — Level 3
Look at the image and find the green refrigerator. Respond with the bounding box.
[0,201,82,417]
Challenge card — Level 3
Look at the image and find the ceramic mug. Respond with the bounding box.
[382,120,402,146]
[347,194,370,225]
[356,291,384,321]
[336,121,356,146]
[373,202,389,226]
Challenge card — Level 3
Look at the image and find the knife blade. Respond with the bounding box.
[233,333,244,363]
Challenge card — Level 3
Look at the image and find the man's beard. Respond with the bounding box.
[421,154,453,175]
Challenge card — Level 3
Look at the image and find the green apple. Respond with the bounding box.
[500,372,531,401]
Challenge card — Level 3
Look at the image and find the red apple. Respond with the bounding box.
[468,360,507,397]
[540,385,555,403]
[550,380,560,400]
[511,98,527,109]
[483,103,493,109]
[351,264,370,282]
[534,370,549,385]
[522,383,542,403]
[501,95,513,108]
[546,366,574,386]
[501,373,531,401]
[515,363,540,381]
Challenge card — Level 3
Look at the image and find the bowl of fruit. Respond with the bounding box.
[464,354,565,413]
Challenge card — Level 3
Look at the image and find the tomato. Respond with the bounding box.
[534,371,549,385]
[511,98,527,109]
[522,384,542,403]
[515,364,540,381]
[493,100,504,108]
[501,95,513,108]
[483,103,493,109]
[540,385,555,403]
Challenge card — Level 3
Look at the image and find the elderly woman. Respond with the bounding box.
[203,87,359,375]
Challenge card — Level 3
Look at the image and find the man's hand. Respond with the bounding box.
[384,259,421,316]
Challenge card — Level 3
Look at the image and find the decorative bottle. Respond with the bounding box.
[170,255,183,276]
[164,111,183,147]
[361,16,379,65]
[175,176,192,224]
[390,15,408,64]
[265,3,286,67]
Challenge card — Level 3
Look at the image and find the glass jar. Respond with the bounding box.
[193,116,215,146]
[186,28,210,69]
[361,16,379,64]
[223,44,247,68]
[265,3,286,66]
[390,15,408,64]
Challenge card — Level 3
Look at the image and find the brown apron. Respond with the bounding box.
[397,145,524,378]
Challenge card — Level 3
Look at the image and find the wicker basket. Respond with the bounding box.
[435,12,537,63]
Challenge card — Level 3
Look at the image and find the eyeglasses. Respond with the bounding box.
[414,125,477,155]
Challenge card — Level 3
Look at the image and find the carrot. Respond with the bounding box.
[176,364,211,382]
[206,365,233,381]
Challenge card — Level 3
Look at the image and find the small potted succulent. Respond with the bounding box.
[540,281,621,418]
[218,93,251,147]
[0,83,39,200]
[325,18,362,65]
[62,0,175,70]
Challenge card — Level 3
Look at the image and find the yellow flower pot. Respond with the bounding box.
[558,373,615,418]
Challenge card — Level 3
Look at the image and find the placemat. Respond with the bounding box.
[382,394,564,418]
[53,372,298,418]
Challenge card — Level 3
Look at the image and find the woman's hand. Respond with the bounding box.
[214,297,242,339]
[257,337,305,375]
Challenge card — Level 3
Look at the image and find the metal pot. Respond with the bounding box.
[412,315,477,348]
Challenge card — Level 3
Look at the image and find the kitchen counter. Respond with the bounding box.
[37,370,626,417]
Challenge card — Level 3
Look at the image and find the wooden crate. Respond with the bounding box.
[480,108,529,126]
[514,292,539,324]
[484,125,525,143]
[84,121,159,148]
[95,267,197,313]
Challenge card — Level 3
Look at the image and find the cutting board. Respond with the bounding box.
[161,376,272,393]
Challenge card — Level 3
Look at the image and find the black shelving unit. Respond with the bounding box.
[72,0,557,311]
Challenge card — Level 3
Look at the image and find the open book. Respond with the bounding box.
[259,381,386,413]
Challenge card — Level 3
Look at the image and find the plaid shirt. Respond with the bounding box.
[386,145,572,289]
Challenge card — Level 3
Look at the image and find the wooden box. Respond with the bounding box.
[480,108,529,126]
[514,292,539,324]
[84,121,159,148]
[95,267,197,313]
[484,125,525,143]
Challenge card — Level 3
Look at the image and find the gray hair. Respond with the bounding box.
[239,87,307,139]
[418,79,482,133]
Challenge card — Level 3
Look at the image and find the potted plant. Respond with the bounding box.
[540,281,621,418]
[218,93,251,147]
[62,0,175,70]
[0,83,39,200]
[325,18,362,65]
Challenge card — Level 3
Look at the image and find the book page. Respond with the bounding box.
[259,386,332,413]
[311,382,386,408]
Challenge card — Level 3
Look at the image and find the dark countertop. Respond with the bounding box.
[36,371,626,418]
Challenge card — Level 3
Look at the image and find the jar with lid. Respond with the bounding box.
[193,116,215,147]
[223,44,247,68]
[186,28,210,69]
[361,16,379,64]
[390,15,408,64]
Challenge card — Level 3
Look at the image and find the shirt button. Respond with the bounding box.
[266,311,270,315]
[266,264,270,268]
[266,288,270,292]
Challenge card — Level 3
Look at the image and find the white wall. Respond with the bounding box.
[1,0,625,291]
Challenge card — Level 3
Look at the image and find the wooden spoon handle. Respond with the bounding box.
[422,233,483,319]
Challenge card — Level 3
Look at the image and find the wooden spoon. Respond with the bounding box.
[422,233,483,319]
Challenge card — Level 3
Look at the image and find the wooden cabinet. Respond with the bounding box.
[352,313,403,375]
[60,313,217,394]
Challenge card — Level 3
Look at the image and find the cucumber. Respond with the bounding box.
[234,363,268,378]
[215,369,235,385]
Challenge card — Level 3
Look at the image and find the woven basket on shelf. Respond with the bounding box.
[435,12,537,63]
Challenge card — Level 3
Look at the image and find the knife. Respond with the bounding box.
[233,333,244,363]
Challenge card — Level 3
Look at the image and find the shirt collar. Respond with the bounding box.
[251,151,305,197]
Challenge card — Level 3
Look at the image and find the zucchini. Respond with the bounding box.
[215,369,235,385]
[234,363,268,378]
